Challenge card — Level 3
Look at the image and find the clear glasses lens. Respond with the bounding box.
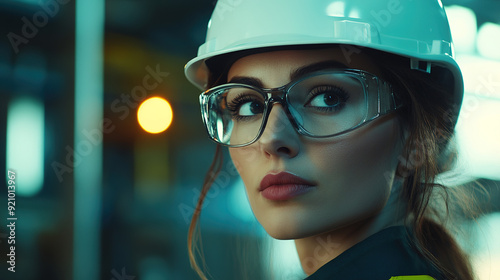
[201,71,392,146]
[206,86,266,145]
[286,73,367,136]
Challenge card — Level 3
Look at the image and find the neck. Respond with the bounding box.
[294,180,406,275]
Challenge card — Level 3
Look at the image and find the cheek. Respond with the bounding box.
[311,118,401,180]
[229,146,260,184]
[304,119,403,225]
[229,146,264,213]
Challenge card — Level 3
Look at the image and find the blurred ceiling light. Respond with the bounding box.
[477,22,500,60]
[457,54,500,99]
[6,97,45,196]
[455,95,500,181]
[439,54,500,184]
[137,97,173,134]
[445,5,477,54]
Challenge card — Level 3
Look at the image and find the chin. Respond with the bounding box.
[257,215,334,240]
[256,202,388,241]
[266,229,302,240]
[258,216,311,240]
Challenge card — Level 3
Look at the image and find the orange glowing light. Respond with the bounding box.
[137,97,173,134]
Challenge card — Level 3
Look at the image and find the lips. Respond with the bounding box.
[259,172,316,201]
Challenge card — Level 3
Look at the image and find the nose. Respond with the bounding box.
[258,104,300,158]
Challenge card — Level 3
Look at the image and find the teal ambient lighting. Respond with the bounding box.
[73,1,104,280]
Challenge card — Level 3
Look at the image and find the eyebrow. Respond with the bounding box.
[228,60,349,88]
[228,76,264,87]
[290,60,349,81]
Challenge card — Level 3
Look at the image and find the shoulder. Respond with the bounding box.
[305,226,444,280]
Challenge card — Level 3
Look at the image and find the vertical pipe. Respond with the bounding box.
[73,1,104,279]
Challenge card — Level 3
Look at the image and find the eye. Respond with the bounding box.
[226,93,265,120]
[305,85,349,112]
[238,100,264,116]
[309,93,341,107]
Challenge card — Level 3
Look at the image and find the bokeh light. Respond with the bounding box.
[477,22,500,60]
[445,5,477,54]
[137,97,173,134]
[6,97,44,196]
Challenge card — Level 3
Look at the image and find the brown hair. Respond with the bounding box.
[187,47,479,280]
[376,50,477,280]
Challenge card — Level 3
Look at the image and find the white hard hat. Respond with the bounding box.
[185,0,463,112]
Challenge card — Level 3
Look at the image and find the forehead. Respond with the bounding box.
[227,47,380,83]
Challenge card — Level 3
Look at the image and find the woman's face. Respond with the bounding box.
[227,48,405,239]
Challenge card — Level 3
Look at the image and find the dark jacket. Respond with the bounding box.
[305,226,443,280]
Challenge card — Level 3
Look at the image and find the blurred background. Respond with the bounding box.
[0,0,498,279]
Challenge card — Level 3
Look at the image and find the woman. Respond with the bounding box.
[184,0,475,279]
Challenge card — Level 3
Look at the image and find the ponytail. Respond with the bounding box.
[380,49,478,279]
[415,217,474,280]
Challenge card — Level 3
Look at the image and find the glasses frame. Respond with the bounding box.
[199,69,402,148]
